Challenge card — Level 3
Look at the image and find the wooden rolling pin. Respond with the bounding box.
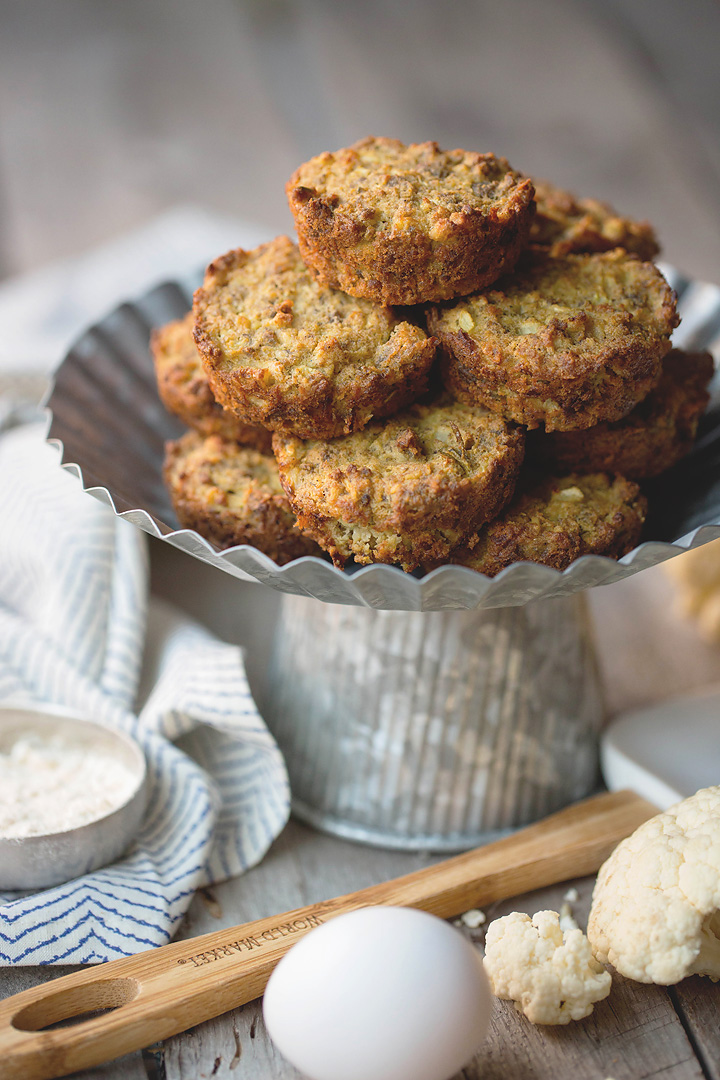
[0,789,655,1080]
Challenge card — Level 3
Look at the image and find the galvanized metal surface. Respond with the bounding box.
[260,594,603,850]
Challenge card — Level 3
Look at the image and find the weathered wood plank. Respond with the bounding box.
[2,855,715,1080]
[477,976,704,1080]
[0,0,298,276]
[672,977,720,1080]
[159,829,715,1080]
[162,1001,297,1080]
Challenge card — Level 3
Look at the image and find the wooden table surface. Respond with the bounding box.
[1,1,720,1077]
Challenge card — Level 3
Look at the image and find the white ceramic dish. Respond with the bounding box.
[601,686,720,809]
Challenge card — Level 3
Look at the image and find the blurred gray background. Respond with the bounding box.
[2,9,720,1079]
[1,0,719,280]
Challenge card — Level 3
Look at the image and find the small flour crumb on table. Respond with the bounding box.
[0,732,139,838]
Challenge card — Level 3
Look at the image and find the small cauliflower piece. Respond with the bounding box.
[587,785,720,984]
[460,908,487,929]
[483,910,612,1024]
[559,900,580,933]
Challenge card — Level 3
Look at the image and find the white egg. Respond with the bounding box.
[262,905,491,1080]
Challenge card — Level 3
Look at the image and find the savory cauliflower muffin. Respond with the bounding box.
[194,236,437,440]
[287,137,535,304]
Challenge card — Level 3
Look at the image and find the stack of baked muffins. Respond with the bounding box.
[155,137,713,574]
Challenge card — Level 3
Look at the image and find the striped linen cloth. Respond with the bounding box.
[0,424,290,964]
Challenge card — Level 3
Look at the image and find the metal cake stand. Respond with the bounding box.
[44,269,720,849]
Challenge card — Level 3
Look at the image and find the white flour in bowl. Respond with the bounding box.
[0,732,140,838]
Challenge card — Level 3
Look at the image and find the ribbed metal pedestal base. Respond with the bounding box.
[262,593,604,851]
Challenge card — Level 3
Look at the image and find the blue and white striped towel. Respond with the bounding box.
[0,424,290,965]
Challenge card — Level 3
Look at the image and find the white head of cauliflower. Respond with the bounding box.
[483,910,611,1024]
[587,785,720,985]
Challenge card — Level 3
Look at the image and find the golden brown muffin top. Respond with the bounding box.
[151,313,273,448]
[152,312,197,375]
[194,236,430,390]
[530,179,660,260]
[273,397,524,536]
[432,250,677,382]
[166,431,288,511]
[288,137,531,239]
[164,431,320,562]
[532,349,713,479]
[454,472,646,575]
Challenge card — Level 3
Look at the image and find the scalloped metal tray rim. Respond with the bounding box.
[43,264,720,611]
[45,418,720,610]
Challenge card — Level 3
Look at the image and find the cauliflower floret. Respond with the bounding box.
[588,785,720,984]
[483,910,612,1024]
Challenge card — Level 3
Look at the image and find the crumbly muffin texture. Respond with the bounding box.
[432,250,678,431]
[532,349,714,478]
[287,137,535,305]
[164,430,320,564]
[149,139,712,577]
[273,397,525,572]
[151,313,272,450]
[529,179,660,261]
[451,472,647,576]
[194,236,436,440]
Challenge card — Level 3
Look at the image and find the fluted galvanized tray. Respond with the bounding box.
[46,265,720,612]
